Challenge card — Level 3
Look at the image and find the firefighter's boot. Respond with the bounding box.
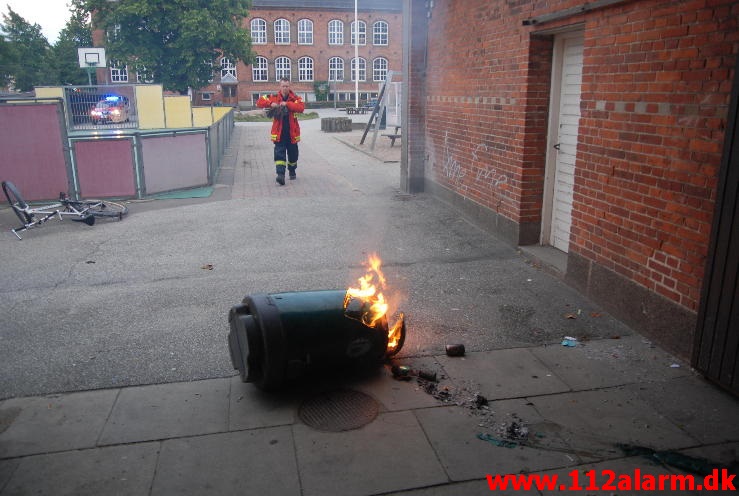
[275,164,286,185]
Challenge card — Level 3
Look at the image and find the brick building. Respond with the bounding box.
[403,0,738,387]
[195,0,403,107]
[92,0,403,108]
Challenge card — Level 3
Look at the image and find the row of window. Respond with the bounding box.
[224,56,389,83]
[251,18,389,46]
[108,56,390,84]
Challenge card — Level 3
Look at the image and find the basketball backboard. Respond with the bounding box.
[78,47,107,68]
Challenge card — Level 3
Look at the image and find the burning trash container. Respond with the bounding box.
[229,289,405,391]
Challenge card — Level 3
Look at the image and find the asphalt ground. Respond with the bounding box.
[0,109,633,399]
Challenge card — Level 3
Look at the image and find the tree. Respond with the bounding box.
[81,0,253,94]
[0,33,19,89]
[314,81,330,102]
[46,0,94,86]
[0,7,50,91]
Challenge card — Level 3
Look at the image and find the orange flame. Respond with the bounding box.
[387,313,404,354]
[345,253,403,354]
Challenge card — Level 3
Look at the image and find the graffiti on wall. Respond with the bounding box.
[437,132,510,199]
[441,132,467,189]
[472,143,508,189]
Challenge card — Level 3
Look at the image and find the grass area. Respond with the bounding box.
[234,111,320,122]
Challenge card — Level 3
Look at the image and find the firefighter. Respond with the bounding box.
[256,77,305,185]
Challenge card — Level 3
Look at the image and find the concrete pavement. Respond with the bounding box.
[1,109,738,495]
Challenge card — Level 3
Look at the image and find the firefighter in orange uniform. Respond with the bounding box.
[256,77,305,185]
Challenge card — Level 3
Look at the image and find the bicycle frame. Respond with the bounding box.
[3,181,128,240]
[10,200,97,239]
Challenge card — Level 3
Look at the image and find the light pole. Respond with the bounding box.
[354,0,359,107]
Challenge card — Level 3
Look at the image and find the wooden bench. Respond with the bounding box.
[381,126,402,146]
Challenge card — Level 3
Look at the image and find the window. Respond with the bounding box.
[328,20,343,45]
[201,92,213,101]
[251,18,267,44]
[274,19,290,44]
[329,57,344,81]
[351,20,366,46]
[373,57,388,82]
[205,59,214,83]
[298,19,313,45]
[106,24,121,42]
[275,56,291,81]
[252,56,268,82]
[221,58,236,79]
[373,21,388,45]
[110,60,128,82]
[136,65,154,83]
[350,57,366,81]
[298,57,314,82]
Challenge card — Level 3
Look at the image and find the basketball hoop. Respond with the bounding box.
[78,48,106,86]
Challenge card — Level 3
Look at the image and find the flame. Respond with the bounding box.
[386,313,404,354]
[345,253,403,354]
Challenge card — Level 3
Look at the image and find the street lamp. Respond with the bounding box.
[354,0,359,107]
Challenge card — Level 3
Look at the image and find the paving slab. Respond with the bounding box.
[349,361,445,412]
[528,334,691,390]
[293,410,448,496]
[98,378,229,445]
[1,442,159,496]
[678,441,739,473]
[527,387,700,461]
[437,348,571,400]
[0,459,19,491]
[624,376,739,445]
[565,334,693,383]
[0,389,118,458]
[151,427,300,496]
[529,339,637,390]
[228,375,298,430]
[415,400,580,481]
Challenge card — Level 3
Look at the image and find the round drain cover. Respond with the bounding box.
[299,389,379,432]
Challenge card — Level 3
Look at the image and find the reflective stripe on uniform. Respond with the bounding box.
[275,160,287,166]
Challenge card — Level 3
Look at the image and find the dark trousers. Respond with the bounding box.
[274,140,299,173]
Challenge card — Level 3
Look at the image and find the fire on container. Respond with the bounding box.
[228,254,405,390]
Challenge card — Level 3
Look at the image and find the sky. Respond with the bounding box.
[3,0,71,43]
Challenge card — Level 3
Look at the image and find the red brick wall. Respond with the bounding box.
[574,0,737,311]
[418,0,737,314]
[423,1,553,226]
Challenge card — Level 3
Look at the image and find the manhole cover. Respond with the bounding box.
[298,389,379,432]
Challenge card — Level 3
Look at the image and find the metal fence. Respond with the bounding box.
[64,85,138,131]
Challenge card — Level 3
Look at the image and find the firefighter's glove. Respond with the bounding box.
[266,106,285,119]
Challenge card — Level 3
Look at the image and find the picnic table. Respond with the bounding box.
[381,126,402,146]
[346,107,369,115]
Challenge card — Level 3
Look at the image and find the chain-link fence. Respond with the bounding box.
[64,85,138,131]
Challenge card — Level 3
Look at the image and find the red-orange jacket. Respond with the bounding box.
[256,91,305,144]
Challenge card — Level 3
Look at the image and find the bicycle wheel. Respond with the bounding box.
[72,200,128,220]
[2,181,32,224]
